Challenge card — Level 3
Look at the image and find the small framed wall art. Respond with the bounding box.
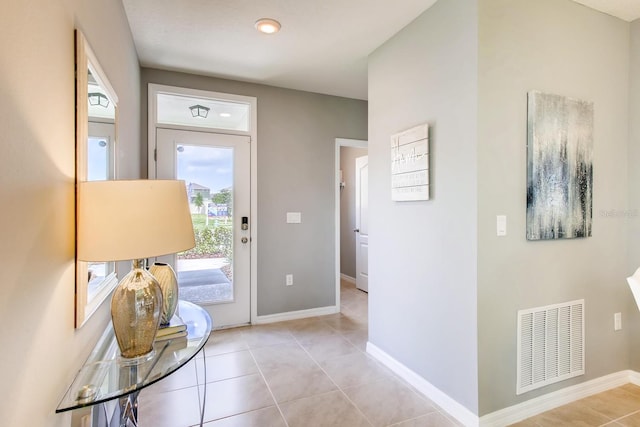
[391,123,429,201]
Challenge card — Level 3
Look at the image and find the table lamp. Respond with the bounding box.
[77,180,195,359]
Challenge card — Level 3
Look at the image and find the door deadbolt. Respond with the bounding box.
[241,216,249,230]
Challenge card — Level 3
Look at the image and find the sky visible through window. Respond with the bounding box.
[177,144,233,194]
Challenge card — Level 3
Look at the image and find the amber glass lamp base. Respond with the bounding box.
[111,259,163,359]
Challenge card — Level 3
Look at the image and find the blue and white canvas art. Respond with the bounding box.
[526,91,593,240]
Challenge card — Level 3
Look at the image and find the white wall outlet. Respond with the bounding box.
[286,274,293,286]
[286,212,302,223]
[614,312,622,331]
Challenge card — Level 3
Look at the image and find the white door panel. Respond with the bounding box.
[355,155,369,292]
[155,128,251,327]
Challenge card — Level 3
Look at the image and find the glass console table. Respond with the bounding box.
[57,300,212,427]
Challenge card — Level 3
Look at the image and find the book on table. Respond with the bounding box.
[154,329,188,342]
[155,314,186,338]
[155,331,188,352]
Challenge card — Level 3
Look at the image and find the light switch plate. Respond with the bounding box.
[287,212,302,223]
[497,215,507,236]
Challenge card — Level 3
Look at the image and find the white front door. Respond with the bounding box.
[355,155,369,292]
[155,128,251,327]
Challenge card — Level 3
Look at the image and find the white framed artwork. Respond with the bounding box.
[391,123,429,201]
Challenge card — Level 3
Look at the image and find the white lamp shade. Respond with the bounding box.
[628,267,640,312]
[78,180,195,261]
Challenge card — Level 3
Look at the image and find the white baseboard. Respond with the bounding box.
[367,341,639,427]
[366,342,480,427]
[340,273,356,284]
[253,305,339,324]
[480,370,635,426]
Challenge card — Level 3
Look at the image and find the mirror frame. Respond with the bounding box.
[75,30,119,327]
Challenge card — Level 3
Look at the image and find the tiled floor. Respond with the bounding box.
[138,280,460,427]
[511,383,640,426]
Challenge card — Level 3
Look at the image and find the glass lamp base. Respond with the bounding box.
[111,259,163,359]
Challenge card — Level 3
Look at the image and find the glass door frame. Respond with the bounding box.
[147,83,257,324]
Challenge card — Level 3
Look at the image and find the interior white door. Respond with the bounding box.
[155,128,251,327]
[355,155,369,292]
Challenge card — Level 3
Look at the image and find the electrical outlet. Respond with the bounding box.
[614,312,622,331]
[286,274,293,286]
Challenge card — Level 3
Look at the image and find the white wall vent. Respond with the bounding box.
[516,299,584,395]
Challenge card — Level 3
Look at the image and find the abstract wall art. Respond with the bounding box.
[526,91,593,240]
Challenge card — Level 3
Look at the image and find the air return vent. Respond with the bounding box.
[516,299,584,395]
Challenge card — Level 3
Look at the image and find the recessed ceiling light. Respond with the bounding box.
[219,112,231,118]
[255,18,281,34]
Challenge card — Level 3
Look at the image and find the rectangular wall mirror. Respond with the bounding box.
[75,30,119,327]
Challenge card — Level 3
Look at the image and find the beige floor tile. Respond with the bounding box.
[579,387,640,419]
[389,411,460,426]
[288,320,341,341]
[320,352,390,388]
[523,400,613,426]
[261,364,338,403]
[344,376,436,427]
[200,373,275,422]
[342,304,368,319]
[280,391,372,427]
[145,359,198,393]
[196,350,258,383]
[241,324,295,348]
[621,384,640,396]
[202,406,287,427]
[342,329,369,351]
[250,341,317,371]
[507,418,542,426]
[341,292,365,306]
[299,333,360,362]
[202,328,249,357]
[138,385,202,427]
[616,411,640,426]
[323,314,368,332]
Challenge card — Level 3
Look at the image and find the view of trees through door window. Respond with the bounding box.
[176,144,235,304]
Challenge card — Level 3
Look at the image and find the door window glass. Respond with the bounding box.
[176,144,235,304]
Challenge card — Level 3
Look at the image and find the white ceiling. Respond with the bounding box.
[122,0,640,101]
[572,0,640,22]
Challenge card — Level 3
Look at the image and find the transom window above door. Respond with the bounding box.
[156,93,250,131]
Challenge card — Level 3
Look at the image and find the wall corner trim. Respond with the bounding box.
[479,370,635,426]
[253,305,339,325]
[366,342,480,427]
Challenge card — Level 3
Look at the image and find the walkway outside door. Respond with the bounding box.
[155,128,251,327]
[355,155,369,292]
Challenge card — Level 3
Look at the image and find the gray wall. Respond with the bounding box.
[0,1,140,426]
[478,0,631,415]
[340,146,368,279]
[629,19,640,371]
[368,0,479,414]
[140,69,368,316]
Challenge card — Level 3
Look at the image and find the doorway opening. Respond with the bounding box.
[335,138,368,308]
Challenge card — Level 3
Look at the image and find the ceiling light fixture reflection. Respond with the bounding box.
[255,18,281,34]
[88,92,109,108]
[219,112,232,118]
[189,104,210,118]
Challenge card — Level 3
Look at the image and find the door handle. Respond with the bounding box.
[241,237,248,244]
[353,229,360,233]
